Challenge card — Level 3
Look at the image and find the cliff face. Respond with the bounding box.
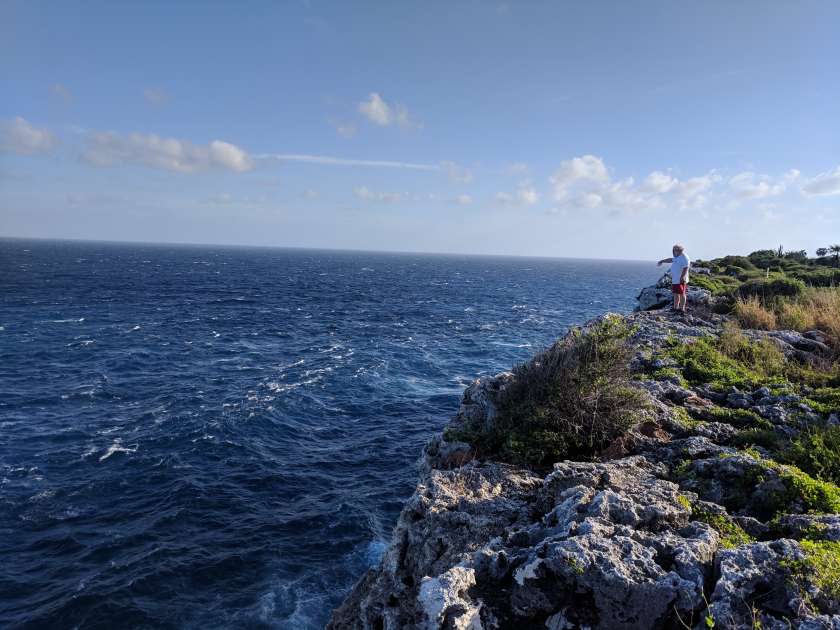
[329,306,840,630]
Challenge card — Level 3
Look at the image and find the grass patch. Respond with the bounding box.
[730,428,784,451]
[784,425,840,485]
[454,315,649,467]
[783,540,840,604]
[734,296,777,330]
[691,505,754,549]
[668,331,786,391]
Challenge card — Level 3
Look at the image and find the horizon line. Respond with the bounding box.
[0,234,654,264]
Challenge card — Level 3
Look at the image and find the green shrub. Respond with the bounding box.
[467,315,648,466]
[784,426,840,485]
[691,274,737,296]
[731,428,783,451]
[691,506,754,549]
[791,268,840,288]
[748,249,781,269]
[717,255,757,271]
[803,388,840,414]
[707,407,773,430]
[737,277,806,301]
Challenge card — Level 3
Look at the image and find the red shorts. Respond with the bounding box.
[672,283,687,295]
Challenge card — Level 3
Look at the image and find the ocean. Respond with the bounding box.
[0,239,656,629]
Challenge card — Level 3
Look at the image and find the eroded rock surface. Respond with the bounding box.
[329,303,840,630]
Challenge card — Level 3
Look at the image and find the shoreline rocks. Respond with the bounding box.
[329,283,839,630]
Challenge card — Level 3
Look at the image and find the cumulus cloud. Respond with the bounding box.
[518,187,539,205]
[495,185,539,207]
[728,172,785,199]
[358,93,416,128]
[547,155,725,215]
[143,88,169,106]
[354,186,403,202]
[549,155,610,200]
[82,131,253,173]
[802,166,840,197]
[455,194,473,206]
[0,117,58,155]
[643,171,678,193]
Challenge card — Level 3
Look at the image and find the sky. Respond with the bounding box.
[2,0,839,260]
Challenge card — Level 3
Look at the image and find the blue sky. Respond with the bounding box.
[2,1,839,259]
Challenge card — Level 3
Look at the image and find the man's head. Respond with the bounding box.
[672,244,685,256]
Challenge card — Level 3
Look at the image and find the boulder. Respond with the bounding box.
[636,274,711,311]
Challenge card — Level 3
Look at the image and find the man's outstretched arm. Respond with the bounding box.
[657,257,673,266]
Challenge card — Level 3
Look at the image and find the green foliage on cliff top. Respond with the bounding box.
[784,425,840,486]
[783,540,840,604]
[691,505,754,549]
[455,315,648,467]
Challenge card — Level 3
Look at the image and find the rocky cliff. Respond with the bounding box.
[329,291,840,629]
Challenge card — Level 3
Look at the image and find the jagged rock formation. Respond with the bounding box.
[636,272,712,311]
[329,296,840,629]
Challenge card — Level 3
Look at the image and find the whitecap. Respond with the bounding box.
[99,440,138,461]
[129,325,140,332]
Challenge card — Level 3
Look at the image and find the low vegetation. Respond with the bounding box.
[690,505,754,549]
[448,315,648,466]
[783,539,840,604]
[693,247,840,352]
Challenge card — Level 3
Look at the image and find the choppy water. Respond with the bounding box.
[0,239,656,629]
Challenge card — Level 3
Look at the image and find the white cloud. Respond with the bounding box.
[82,131,253,173]
[728,172,785,199]
[257,153,436,170]
[496,186,539,207]
[441,160,473,184]
[354,186,403,203]
[547,155,726,215]
[455,194,473,205]
[802,166,840,197]
[784,169,800,183]
[518,187,539,205]
[50,83,73,102]
[143,88,169,106]
[358,92,416,128]
[674,171,721,209]
[0,117,58,155]
[642,170,678,193]
[549,155,609,200]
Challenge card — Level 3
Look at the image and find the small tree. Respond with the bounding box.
[831,245,840,268]
[816,247,829,258]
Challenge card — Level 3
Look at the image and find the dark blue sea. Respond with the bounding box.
[0,239,656,629]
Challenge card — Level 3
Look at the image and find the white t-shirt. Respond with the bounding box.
[670,253,690,284]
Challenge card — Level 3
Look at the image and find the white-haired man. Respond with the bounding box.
[657,244,691,313]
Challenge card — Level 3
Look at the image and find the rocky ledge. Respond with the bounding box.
[329,299,840,629]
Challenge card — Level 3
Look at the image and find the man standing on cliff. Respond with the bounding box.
[657,244,691,313]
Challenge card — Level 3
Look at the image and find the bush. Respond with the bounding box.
[792,268,840,287]
[784,425,840,485]
[737,277,806,301]
[731,428,783,451]
[466,315,648,466]
[777,301,816,331]
[734,296,777,330]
